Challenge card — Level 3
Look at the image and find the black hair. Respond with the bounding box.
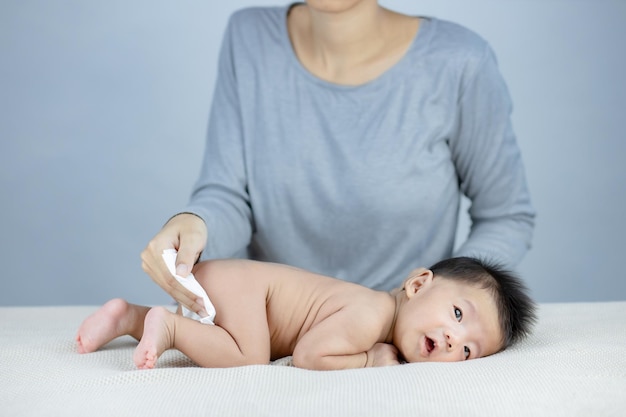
[428,256,537,349]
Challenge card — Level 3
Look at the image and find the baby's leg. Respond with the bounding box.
[76,298,149,354]
[134,305,270,369]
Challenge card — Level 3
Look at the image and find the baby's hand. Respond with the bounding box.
[365,343,400,367]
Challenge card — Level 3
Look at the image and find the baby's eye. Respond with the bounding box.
[454,307,463,322]
[464,346,471,360]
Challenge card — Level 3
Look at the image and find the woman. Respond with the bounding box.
[141,1,535,316]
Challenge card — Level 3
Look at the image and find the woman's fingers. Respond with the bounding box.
[141,213,208,313]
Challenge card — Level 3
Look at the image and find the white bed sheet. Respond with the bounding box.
[1,302,625,417]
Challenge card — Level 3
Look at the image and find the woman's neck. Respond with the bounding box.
[288,3,417,85]
[307,2,384,64]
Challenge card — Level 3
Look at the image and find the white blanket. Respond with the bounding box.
[1,302,625,416]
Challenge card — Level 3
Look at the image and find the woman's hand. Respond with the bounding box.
[141,213,208,314]
[366,343,401,367]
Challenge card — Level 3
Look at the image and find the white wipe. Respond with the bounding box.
[161,249,215,325]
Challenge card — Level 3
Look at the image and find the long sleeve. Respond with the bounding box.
[450,44,535,267]
[184,17,253,259]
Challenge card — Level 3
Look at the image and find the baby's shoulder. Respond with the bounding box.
[334,286,395,323]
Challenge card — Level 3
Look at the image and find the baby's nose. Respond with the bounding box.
[445,330,461,352]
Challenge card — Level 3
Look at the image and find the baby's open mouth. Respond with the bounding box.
[426,337,435,353]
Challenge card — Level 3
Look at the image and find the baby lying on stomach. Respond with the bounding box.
[76,256,536,370]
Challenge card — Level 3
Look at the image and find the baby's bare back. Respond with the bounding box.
[193,259,386,360]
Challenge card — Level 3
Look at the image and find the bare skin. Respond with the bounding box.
[134,307,174,369]
[77,259,503,370]
[75,298,148,354]
[287,1,420,85]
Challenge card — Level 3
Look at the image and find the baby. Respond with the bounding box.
[76,256,536,369]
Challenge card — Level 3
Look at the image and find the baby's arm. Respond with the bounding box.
[366,343,402,367]
[292,308,398,370]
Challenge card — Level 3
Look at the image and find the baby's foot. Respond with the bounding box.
[76,298,133,354]
[134,307,175,369]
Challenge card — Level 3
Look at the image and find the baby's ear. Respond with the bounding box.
[403,268,434,298]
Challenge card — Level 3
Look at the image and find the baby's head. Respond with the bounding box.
[393,256,537,363]
[429,257,537,349]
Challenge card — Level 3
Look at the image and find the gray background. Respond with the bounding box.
[1,0,625,306]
